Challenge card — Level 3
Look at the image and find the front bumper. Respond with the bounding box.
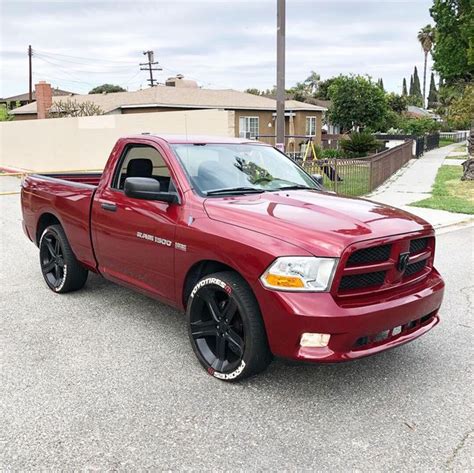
[254,268,444,362]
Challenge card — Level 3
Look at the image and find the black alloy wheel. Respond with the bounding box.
[39,225,88,293]
[40,232,66,290]
[187,271,272,381]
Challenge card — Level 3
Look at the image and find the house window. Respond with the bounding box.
[306,116,317,136]
[239,116,259,139]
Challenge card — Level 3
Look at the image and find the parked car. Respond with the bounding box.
[21,134,445,381]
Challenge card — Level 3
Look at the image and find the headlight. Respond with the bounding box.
[260,256,338,292]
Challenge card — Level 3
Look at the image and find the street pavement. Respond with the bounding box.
[369,142,473,229]
[1,187,473,470]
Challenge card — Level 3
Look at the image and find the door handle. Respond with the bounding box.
[101,202,117,212]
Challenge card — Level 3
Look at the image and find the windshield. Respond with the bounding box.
[171,143,318,195]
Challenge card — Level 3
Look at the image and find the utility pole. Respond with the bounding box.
[276,0,286,151]
[28,45,33,103]
[140,50,162,87]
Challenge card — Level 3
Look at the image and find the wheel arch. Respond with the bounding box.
[182,259,250,308]
[36,212,62,245]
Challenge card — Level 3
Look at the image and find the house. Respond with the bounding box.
[0,87,74,110]
[406,105,441,121]
[9,77,327,146]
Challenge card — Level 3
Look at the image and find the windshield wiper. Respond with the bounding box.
[205,187,265,196]
[275,184,316,191]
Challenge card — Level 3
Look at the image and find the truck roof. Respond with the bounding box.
[126,133,266,145]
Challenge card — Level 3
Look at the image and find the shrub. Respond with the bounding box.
[399,117,440,136]
[0,104,13,122]
[340,132,382,157]
[319,148,346,159]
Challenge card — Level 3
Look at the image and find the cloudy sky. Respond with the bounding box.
[0,0,434,98]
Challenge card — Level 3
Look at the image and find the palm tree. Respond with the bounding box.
[303,71,321,96]
[417,24,435,108]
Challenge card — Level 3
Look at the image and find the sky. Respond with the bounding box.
[0,0,435,98]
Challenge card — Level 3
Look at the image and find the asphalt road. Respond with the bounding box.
[1,183,473,470]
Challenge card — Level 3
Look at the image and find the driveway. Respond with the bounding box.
[1,184,473,470]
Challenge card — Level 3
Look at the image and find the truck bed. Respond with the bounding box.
[21,172,100,271]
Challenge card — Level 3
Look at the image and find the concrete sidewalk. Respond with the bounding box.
[368,142,473,229]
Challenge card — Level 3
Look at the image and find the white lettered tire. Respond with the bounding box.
[186,271,272,381]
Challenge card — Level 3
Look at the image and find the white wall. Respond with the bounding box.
[0,109,235,172]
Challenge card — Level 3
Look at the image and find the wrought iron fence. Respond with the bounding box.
[440,130,469,142]
[374,133,440,158]
[425,133,440,151]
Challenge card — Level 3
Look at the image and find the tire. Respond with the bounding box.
[186,271,272,381]
[39,224,88,293]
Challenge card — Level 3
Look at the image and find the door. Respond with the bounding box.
[91,143,180,302]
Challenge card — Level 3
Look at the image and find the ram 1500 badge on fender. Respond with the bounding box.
[21,134,444,381]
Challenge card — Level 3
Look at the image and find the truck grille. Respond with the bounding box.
[339,271,386,290]
[353,310,437,350]
[347,244,391,266]
[410,237,428,254]
[336,235,434,296]
[404,259,427,277]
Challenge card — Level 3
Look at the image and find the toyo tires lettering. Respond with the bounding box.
[190,277,231,299]
[209,360,246,380]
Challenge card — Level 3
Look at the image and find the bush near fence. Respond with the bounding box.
[301,141,413,196]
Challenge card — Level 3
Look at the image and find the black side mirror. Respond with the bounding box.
[311,173,324,187]
[124,177,179,204]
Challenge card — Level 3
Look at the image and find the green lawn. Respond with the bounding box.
[303,161,370,196]
[411,165,474,214]
[445,154,468,160]
[439,138,455,147]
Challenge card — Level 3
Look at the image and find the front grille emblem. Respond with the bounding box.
[397,252,410,272]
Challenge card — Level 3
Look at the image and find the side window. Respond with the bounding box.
[113,145,172,191]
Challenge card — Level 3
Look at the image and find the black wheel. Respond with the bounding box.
[39,224,88,293]
[187,271,272,381]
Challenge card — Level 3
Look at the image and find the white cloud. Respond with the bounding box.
[0,0,434,97]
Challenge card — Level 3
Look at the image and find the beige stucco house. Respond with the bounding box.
[10,77,326,147]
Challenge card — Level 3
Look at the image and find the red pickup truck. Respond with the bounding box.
[21,134,444,381]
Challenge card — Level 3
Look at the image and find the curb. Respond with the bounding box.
[435,218,474,234]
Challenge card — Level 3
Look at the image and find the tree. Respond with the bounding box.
[88,84,126,94]
[430,0,473,84]
[0,104,13,121]
[48,99,104,118]
[303,71,321,95]
[402,78,408,96]
[244,88,262,95]
[314,77,337,100]
[409,75,414,95]
[447,83,474,129]
[327,75,388,131]
[417,24,435,105]
[413,66,422,98]
[386,93,408,114]
[427,73,439,108]
[377,78,385,91]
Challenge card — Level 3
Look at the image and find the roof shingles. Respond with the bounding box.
[10,86,327,115]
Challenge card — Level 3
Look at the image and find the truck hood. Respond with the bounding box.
[203,190,432,257]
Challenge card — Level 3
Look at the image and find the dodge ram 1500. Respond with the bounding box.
[21,134,444,381]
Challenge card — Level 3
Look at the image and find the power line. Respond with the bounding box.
[33,48,137,65]
[34,54,135,75]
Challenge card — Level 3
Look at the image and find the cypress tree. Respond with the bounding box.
[377,78,384,91]
[402,78,408,96]
[413,66,422,98]
[427,72,438,109]
[409,75,414,96]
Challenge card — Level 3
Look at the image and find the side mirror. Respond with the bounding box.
[124,177,179,204]
[311,173,324,187]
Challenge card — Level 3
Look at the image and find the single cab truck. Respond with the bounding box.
[21,134,445,381]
